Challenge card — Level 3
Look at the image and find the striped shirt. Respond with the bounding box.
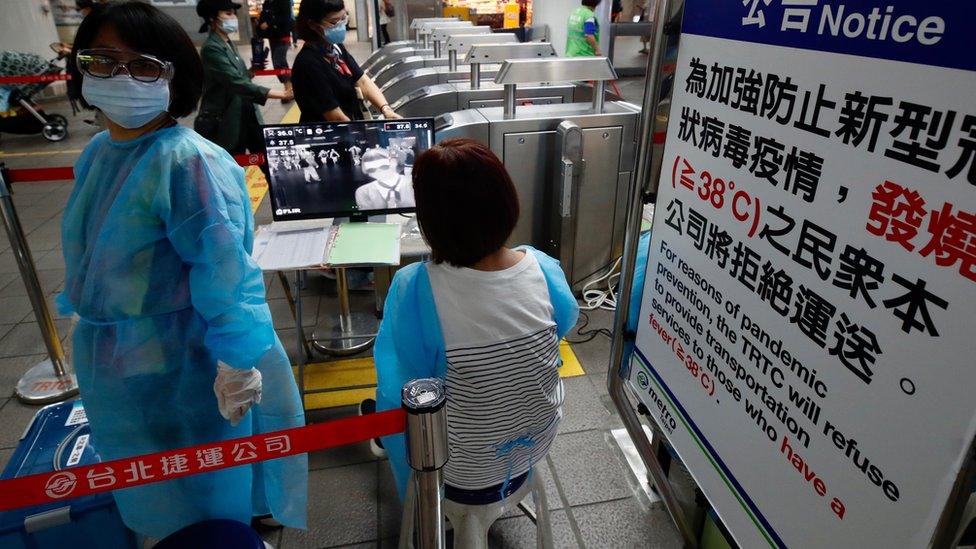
[427,251,564,490]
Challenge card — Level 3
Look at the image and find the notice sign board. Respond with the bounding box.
[630,1,976,547]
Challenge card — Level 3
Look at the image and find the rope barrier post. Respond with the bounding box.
[402,378,448,549]
[0,166,78,404]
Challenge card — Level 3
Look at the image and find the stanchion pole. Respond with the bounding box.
[402,378,448,549]
[0,166,78,404]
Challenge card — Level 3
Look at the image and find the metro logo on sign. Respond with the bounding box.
[43,472,77,499]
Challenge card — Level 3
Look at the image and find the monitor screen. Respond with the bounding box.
[262,118,435,222]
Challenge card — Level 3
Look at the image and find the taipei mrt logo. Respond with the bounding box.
[44,472,78,499]
[636,370,650,390]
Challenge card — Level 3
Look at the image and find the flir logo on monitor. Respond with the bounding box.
[277,208,302,216]
[741,1,946,46]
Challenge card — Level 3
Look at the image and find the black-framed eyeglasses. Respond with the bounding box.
[76,48,175,83]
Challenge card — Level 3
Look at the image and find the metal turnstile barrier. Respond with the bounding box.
[435,57,639,289]
[363,20,474,76]
[361,17,461,71]
[391,42,575,118]
[371,26,497,88]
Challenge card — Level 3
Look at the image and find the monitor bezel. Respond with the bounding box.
[262,117,435,223]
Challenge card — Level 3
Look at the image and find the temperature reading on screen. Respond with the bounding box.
[384,122,414,132]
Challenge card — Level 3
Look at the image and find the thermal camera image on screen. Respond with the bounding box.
[262,119,434,221]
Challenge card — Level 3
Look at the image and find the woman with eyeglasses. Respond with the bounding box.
[291,0,401,121]
[63,2,306,541]
[195,0,293,155]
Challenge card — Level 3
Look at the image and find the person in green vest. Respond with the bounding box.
[566,0,602,57]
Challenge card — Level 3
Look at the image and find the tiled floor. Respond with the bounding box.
[0,40,679,548]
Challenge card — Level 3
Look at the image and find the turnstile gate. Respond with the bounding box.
[435,58,639,289]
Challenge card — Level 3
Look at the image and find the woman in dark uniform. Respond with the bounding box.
[291,0,401,122]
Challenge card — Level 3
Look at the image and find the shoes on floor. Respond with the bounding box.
[359,398,388,458]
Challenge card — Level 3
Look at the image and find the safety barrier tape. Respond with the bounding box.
[0,69,290,85]
[4,154,265,184]
[0,408,405,513]
[0,74,72,85]
[252,68,293,77]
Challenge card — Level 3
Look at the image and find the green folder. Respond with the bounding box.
[327,222,401,266]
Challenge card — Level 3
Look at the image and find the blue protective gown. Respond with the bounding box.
[58,126,307,539]
[374,248,579,499]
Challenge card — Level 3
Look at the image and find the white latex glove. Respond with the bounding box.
[213,361,263,426]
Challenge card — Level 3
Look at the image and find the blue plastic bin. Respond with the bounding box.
[0,399,138,549]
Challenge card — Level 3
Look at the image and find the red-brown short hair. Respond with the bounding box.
[412,138,520,267]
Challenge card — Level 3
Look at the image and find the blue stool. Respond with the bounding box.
[154,519,265,549]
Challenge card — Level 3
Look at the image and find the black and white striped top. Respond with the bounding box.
[427,251,564,490]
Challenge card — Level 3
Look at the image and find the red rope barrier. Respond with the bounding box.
[252,68,292,77]
[0,69,291,84]
[0,74,72,85]
[5,155,264,184]
[0,408,406,513]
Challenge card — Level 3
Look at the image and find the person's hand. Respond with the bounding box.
[213,362,263,426]
[380,105,402,119]
[268,88,294,101]
[260,22,269,30]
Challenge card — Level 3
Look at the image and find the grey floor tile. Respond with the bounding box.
[0,251,21,275]
[0,354,45,397]
[270,295,321,329]
[0,272,19,293]
[559,376,617,434]
[377,461,403,541]
[33,249,65,271]
[489,510,579,549]
[257,524,284,548]
[548,431,634,507]
[0,269,64,298]
[281,462,379,548]
[308,439,378,471]
[568,336,612,375]
[572,497,682,548]
[0,318,71,358]
[0,398,40,449]
[0,296,34,324]
[0,446,12,472]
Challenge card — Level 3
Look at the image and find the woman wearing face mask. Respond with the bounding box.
[195,0,293,155]
[291,0,401,122]
[64,2,306,541]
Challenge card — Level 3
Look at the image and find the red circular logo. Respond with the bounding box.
[44,472,77,499]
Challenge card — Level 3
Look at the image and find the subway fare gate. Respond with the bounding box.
[624,1,976,547]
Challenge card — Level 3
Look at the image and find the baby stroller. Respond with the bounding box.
[0,47,69,142]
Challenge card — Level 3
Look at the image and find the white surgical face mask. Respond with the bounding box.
[82,75,170,129]
[220,16,239,34]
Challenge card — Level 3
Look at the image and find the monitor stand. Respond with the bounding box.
[311,215,380,356]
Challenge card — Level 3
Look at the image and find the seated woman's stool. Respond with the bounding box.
[398,465,554,549]
[154,519,266,549]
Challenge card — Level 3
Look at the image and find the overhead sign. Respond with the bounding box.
[630,1,976,547]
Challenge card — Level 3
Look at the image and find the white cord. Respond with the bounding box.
[579,257,622,311]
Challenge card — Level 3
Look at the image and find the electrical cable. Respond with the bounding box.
[565,310,614,344]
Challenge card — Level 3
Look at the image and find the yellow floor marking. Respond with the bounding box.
[294,340,586,410]
[245,104,302,213]
[0,148,83,158]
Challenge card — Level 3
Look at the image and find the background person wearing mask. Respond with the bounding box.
[258,0,295,100]
[566,0,602,57]
[195,0,292,156]
[291,0,401,122]
[65,1,307,540]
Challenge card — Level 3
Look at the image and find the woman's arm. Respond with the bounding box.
[324,107,351,121]
[356,74,403,119]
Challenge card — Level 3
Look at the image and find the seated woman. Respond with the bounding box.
[374,138,580,500]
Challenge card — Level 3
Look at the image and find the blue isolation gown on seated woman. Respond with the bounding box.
[57,126,307,540]
[374,248,579,499]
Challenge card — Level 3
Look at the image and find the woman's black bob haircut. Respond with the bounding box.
[69,1,203,119]
[412,138,520,268]
[296,0,347,42]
